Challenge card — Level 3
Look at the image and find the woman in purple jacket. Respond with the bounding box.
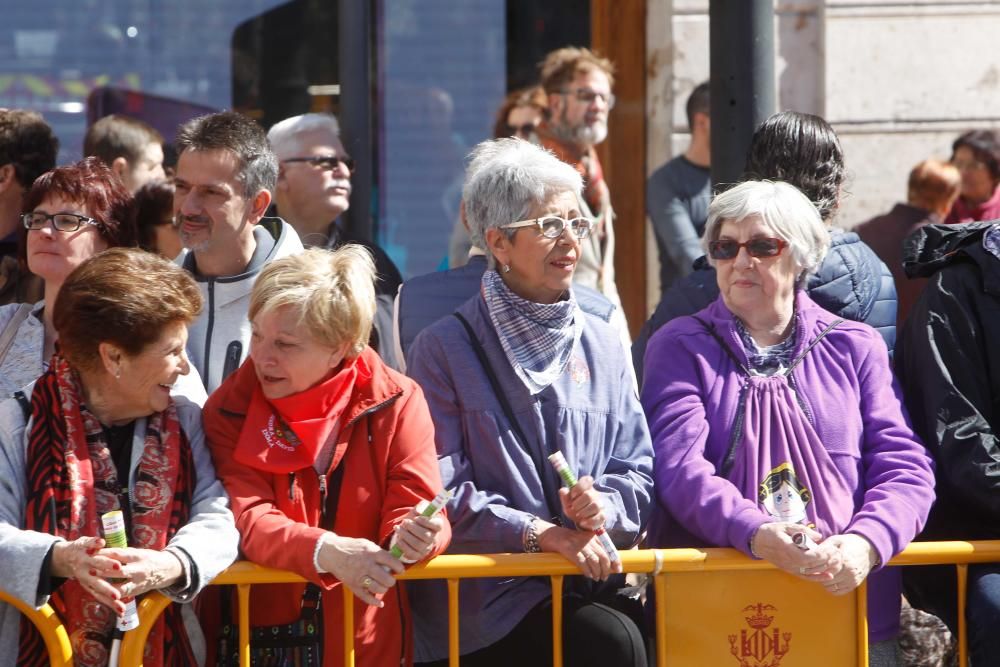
[641,180,934,666]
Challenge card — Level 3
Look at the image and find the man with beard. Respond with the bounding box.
[173,111,303,392]
[267,113,404,368]
[534,48,628,335]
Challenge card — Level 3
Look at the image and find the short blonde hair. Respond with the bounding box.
[249,245,376,358]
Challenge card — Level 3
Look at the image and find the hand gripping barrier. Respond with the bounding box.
[11,541,1000,666]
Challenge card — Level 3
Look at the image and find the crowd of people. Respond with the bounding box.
[0,44,999,667]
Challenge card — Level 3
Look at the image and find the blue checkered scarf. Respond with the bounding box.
[482,269,583,395]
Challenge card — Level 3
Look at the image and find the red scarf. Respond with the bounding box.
[18,354,195,667]
[235,355,371,473]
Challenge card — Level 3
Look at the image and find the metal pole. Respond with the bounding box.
[708,0,776,188]
[338,0,373,242]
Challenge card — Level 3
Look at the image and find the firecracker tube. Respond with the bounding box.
[547,451,620,564]
[390,489,452,560]
[100,510,140,631]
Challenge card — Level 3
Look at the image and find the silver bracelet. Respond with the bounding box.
[524,517,542,553]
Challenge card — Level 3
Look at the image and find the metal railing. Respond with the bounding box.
[8,541,1000,667]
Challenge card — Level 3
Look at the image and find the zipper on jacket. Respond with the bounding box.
[318,473,328,517]
[203,279,216,386]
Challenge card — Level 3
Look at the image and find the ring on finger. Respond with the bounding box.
[362,576,373,590]
[799,566,807,575]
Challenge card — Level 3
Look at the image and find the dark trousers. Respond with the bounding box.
[417,592,647,667]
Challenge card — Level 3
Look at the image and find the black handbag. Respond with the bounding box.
[215,459,346,666]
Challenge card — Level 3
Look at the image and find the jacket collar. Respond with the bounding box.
[214,346,403,425]
[698,291,827,368]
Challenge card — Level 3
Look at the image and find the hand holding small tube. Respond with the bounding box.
[391,507,446,563]
[558,475,606,531]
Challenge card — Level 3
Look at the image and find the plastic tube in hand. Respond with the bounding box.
[792,531,818,552]
[547,451,620,564]
[101,510,140,631]
[389,489,452,561]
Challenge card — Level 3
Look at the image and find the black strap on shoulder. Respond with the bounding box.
[13,390,30,422]
[787,319,844,372]
[691,316,750,376]
[452,312,561,521]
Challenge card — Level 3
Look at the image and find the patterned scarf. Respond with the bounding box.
[482,269,582,395]
[18,354,196,667]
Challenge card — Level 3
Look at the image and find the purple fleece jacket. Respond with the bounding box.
[641,292,934,642]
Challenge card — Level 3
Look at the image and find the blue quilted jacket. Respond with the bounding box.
[632,230,897,386]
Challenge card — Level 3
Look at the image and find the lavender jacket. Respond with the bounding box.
[641,292,934,642]
[407,292,654,660]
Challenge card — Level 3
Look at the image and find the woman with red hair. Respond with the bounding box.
[0,157,137,397]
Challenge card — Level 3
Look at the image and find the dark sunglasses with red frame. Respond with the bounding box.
[708,237,788,260]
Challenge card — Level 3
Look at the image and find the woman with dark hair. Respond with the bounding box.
[633,110,897,385]
[945,129,1000,224]
[134,179,183,260]
[0,248,238,665]
[0,157,136,397]
[492,86,548,141]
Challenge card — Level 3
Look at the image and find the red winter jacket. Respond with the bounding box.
[203,347,450,666]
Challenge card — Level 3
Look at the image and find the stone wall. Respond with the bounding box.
[645,0,1000,310]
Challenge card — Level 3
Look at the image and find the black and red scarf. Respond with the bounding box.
[17,354,196,667]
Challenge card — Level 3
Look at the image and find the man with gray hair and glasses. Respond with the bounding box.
[267,113,402,297]
[173,110,303,392]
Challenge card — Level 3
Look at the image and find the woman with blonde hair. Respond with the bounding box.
[204,245,450,666]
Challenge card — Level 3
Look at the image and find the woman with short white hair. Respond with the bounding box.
[642,179,935,665]
[408,138,653,666]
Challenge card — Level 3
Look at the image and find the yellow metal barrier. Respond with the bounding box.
[15,541,1000,666]
[0,589,72,666]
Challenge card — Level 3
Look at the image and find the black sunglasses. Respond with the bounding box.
[505,123,537,137]
[708,237,787,260]
[282,155,356,173]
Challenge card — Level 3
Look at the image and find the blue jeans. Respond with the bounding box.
[904,563,1000,666]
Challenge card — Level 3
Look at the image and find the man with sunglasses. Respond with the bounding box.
[533,47,628,338]
[268,113,402,297]
[268,113,404,369]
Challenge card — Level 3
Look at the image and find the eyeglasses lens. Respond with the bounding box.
[709,238,782,260]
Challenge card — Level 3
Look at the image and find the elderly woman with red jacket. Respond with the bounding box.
[204,246,450,666]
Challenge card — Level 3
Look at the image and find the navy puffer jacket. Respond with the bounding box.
[632,230,897,386]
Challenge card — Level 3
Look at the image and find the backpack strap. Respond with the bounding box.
[786,319,844,372]
[0,303,33,367]
[452,312,562,522]
[691,316,751,376]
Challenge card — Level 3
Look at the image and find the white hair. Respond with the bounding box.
[702,180,830,279]
[267,113,341,158]
[462,138,583,254]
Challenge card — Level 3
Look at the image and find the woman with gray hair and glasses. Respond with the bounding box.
[642,180,934,666]
[407,138,653,667]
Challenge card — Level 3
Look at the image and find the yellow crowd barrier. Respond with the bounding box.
[9,541,1000,666]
